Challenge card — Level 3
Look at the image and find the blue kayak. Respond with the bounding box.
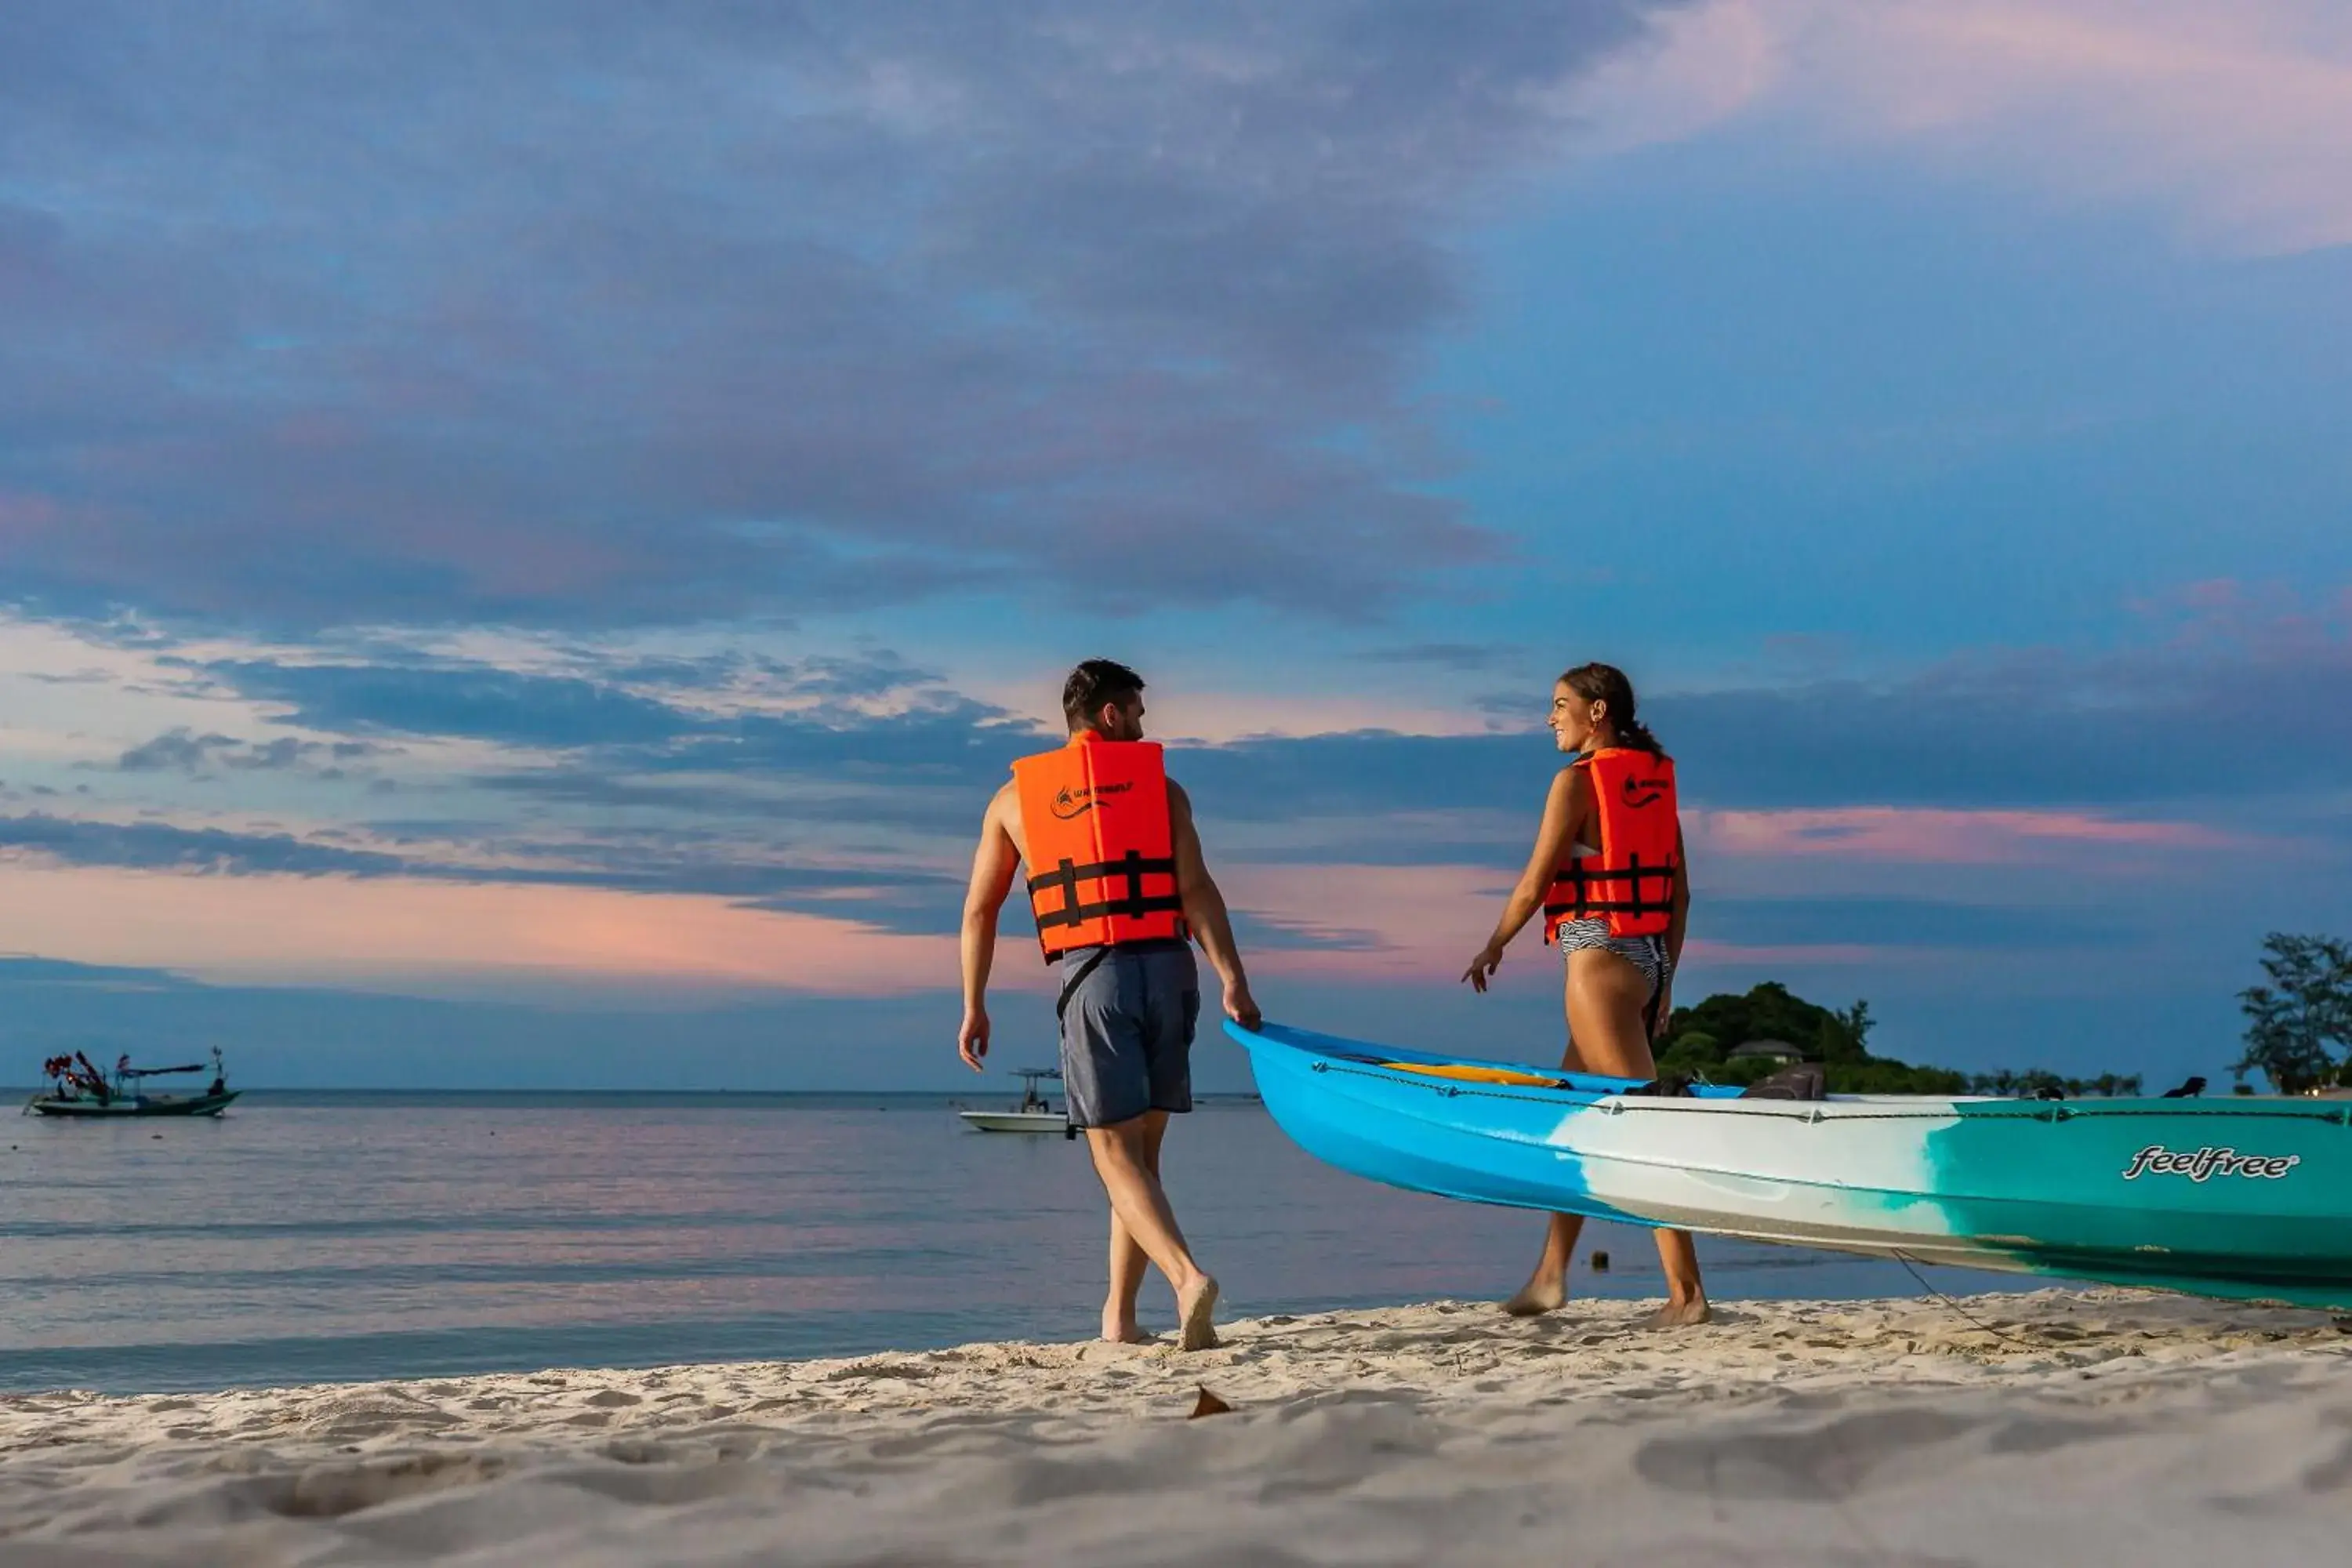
[1229,1019,2352,1312]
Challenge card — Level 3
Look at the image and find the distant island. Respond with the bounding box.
[1654,981,2142,1098]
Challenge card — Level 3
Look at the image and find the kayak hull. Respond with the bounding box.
[26,1090,241,1118]
[1231,1022,2352,1311]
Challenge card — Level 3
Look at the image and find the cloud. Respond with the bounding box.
[114,730,244,774]
[0,856,964,996]
[0,953,197,992]
[0,813,415,878]
[198,661,703,748]
[3,599,2337,990]
[1184,611,2352,819]
[1657,617,2352,809]
[0,2,1688,633]
[586,648,943,701]
[0,809,971,930]
[1362,642,1528,672]
[99,610,2341,901]
[110,727,387,776]
[1693,806,2239,863]
[195,653,1044,780]
[1226,909,1393,954]
[1211,862,1507,977]
[1694,895,2143,950]
[789,652,949,700]
[1580,0,2352,254]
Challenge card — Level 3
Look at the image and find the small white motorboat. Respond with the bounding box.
[958,1068,1071,1134]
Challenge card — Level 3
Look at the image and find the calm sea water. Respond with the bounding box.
[1,1092,2027,1395]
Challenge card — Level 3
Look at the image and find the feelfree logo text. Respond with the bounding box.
[2122,1145,2300,1181]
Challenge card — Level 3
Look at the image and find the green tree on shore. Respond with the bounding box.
[1654,982,1965,1094]
[2232,932,2352,1094]
[1656,981,2141,1097]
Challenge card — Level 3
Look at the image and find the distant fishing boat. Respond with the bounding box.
[25,1047,239,1119]
[957,1068,1071,1134]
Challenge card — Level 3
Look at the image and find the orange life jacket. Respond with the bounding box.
[1011,735,1186,961]
[1543,747,1680,941]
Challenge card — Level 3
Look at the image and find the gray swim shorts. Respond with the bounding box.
[1055,939,1200,1130]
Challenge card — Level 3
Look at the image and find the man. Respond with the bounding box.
[958,659,1260,1351]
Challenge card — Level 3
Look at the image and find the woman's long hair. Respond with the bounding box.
[1561,662,1665,757]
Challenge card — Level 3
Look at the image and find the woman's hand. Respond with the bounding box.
[1461,942,1505,993]
[1650,978,1674,1041]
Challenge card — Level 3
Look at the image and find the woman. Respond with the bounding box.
[1461,662,1708,1327]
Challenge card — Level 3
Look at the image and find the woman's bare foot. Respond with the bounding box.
[1177,1275,1221,1351]
[1100,1316,1154,1345]
[1501,1276,1567,1317]
[1643,1295,1711,1328]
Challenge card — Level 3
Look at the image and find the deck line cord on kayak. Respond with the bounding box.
[1891,1252,2052,1352]
[1304,1062,2352,1124]
[1598,1102,2352,1124]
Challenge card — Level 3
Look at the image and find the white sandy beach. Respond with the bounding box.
[5,1289,2350,1566]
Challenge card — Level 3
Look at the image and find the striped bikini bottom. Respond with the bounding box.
[1554,917,1668,1000]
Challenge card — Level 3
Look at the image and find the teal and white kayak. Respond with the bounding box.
[1229,1020,2352,1311]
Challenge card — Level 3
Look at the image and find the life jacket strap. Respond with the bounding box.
[1543,852,1679,921]
[1026,849,1183,929]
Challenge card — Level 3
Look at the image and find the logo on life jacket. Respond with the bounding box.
[1051,779,1133,820]
[1621,774,1668,808]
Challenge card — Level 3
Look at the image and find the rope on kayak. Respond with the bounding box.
[1891,1252,2052,1352]
[1306,1060,1898,1117]
[1302,1061,2352,1125]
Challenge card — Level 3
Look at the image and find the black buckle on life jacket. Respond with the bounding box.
[1028,850,1182,929]
[1544,853,1678,922]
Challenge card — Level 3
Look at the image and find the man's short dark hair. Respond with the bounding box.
[1063,659,1145,731]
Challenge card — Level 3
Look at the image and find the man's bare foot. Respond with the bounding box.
[1501,1277,1566,1317]
[1177,1275,1221,1351]
[1643,1295,1711,1328]
[1100,1316,1154,1345]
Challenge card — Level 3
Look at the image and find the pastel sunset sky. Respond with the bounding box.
[2,1,2346,1087]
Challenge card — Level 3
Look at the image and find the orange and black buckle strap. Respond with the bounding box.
[1027,849,1183,928]
[1544,854,1679,920]
[1544,856,1593,920]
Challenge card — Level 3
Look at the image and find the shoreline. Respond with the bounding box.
[7,1289,2349,1564]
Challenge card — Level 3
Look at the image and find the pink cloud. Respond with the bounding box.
[1693,805,2239,864]
[1217,808,2245,982]
[1575,0,2352,255]
[2125,576,2350,655]
[0,861,968,998]
[1217,862,1501,982]
[1155,694,1501,745]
